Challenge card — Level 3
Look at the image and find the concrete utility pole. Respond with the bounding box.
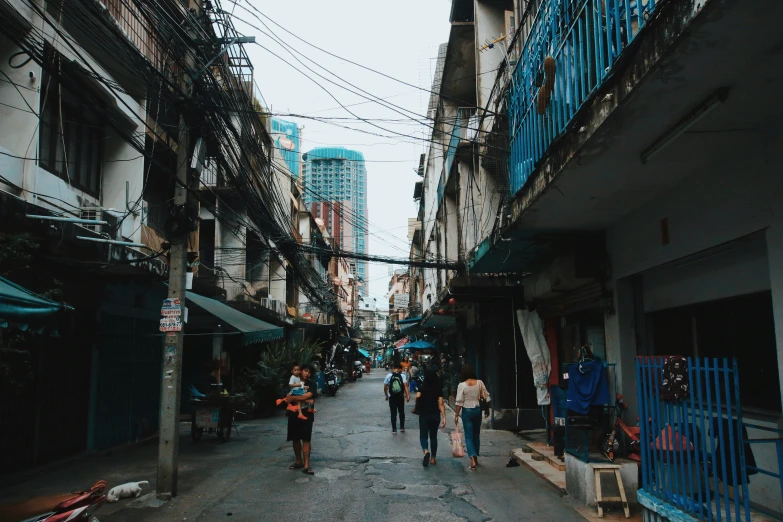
[157,19,197,499]
[156,117,190,500]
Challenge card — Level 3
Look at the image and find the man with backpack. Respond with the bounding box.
[384,362,410,434]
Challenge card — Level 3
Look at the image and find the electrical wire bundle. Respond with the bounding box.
[0,0,470,323]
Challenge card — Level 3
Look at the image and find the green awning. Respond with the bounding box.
[0,276,72,331]
[185,291,284,345]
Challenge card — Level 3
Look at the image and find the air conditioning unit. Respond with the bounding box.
[80,206,103,234]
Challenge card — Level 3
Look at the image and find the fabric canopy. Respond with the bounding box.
[185,291,284,345]
[399,339,435,351]
[397,317,422,325]
[0,276,71,330]
[358,348,370,358]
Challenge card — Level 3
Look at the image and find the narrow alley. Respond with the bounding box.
[0,372,592,522]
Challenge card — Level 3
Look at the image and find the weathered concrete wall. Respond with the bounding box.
[603,140,783,514]
[474,1,507,110]
[0,10,146,237]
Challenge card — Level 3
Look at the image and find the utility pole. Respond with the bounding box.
[156,120,190,500]
[157,10,196,500]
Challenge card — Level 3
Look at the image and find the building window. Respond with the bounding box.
[39,46,104,196]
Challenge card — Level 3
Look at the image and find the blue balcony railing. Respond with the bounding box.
[508,0,663,194]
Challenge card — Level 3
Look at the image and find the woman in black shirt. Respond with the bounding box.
[416,367,446,467]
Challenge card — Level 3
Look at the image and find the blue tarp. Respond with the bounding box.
[0,276,71,330]
[358,348,370,358]
[399,339,435,351]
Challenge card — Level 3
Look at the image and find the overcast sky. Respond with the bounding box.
[231,0,452,310]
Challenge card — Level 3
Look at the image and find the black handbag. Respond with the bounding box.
[479,381,490,414]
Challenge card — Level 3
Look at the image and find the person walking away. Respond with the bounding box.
[286,364,318,475]
[454,364,490,471]
[416,368,446,467]
[384,362,409,433]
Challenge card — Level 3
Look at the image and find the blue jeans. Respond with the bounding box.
[419,412,440,457]
[461,407,482,458]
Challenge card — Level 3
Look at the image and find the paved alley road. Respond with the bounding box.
[1,371,587,522]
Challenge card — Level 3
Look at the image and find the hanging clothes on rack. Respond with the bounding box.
[566,360,610,415]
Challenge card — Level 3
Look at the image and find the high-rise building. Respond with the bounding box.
[303,147,368,297]
[270,118,302,178]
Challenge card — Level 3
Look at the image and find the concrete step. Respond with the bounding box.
[510,447,566,493]
[526,441,566,471]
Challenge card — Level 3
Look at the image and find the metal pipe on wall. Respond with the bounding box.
[512,298,519,428]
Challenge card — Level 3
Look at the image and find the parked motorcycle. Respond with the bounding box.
[21,480,107,522]
[324,367,339,396]
[353,361,363,379]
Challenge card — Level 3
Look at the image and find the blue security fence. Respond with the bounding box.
[636,357,783,522]
[507,0,664,194]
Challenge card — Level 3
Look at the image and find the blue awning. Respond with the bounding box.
[358,348,370,358]
[0,276,72,331]
[185,291,284,345]
[399,339,435,351]
[398,316,423,335]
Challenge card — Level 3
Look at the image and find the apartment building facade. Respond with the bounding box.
[303,147,369,297]
[407,0,783,516]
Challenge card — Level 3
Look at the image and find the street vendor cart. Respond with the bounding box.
[190,393,241,442]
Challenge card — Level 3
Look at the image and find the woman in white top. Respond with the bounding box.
[454,364,490,471]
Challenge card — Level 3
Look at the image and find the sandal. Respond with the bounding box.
[289,463,304,470]
[302,468,315,475]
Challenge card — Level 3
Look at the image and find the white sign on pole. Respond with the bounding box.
[394,294,409,309]
[160,317,183,332]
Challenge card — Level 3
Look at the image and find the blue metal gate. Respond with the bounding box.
[636,357,754,521]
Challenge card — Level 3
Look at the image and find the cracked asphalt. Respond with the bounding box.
[0,371,587,522]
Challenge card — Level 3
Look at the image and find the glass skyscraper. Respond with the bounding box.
[303,147,368,297]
